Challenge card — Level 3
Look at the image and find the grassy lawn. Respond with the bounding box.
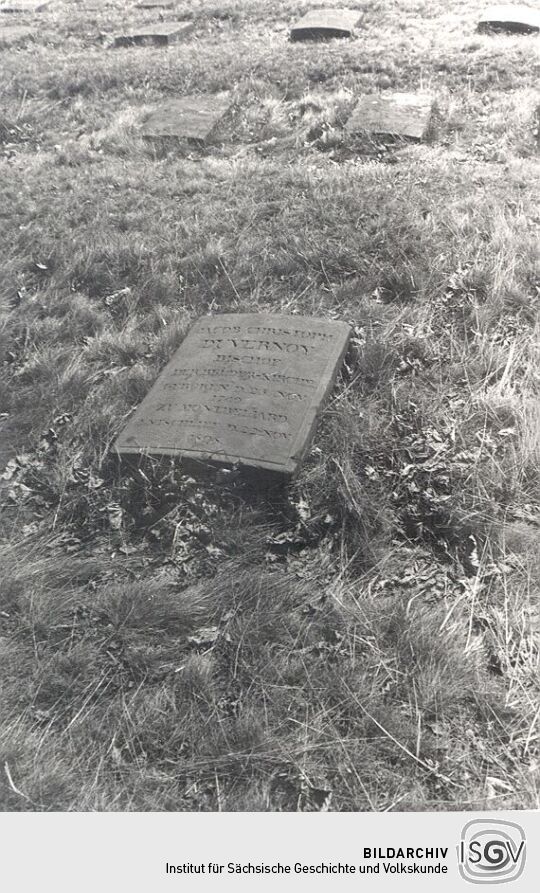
[0,0,539,811]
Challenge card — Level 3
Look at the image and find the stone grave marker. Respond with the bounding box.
[0,0,50,11]
[113,21,193,48]
[114,313,352,477]
[0,23,33,42]
[141,93,231,144]
[290,8,362,40]
[134,1,176,8]
[478,5,540,33]
[346,93,435,141]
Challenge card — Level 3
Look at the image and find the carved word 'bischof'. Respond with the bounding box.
[216,354,281,366]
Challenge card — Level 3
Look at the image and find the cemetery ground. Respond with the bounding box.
[0,0,539,812]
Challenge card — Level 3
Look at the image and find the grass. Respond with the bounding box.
[0,0,539,811]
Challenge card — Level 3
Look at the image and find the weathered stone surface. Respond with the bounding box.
[134,1,176,8]
[0,23,33,41]
[478,5,540,32]
[0,0,49,11]
[290,8,362,40]
[346,93,435,141]
[114,313,351,476]
[141,93,231,143]
[113,21,193,48]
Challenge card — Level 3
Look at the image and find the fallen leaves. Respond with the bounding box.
[187,625,231,649]
[105,503,123,531]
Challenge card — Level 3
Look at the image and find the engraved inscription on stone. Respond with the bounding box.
[478,5,540,32]
[290,8,362,40]
[114,313,352,476]
[141,93,231,144]
[113,22,193,48]
[346,93,435,141]
[0,0,50,10]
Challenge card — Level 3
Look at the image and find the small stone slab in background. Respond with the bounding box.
[290,7,362,40]
[0,23,33,41]
[0,0,50,10]
[134,1,176,8]
[113,21,193,48]
[346,93,435,141]
[141,93,231,144]
[478,5,540,33]
[114,313,352,477]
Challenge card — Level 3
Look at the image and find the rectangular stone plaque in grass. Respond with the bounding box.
[346,93,435,141]
[134,1,176,8]
[113,21,193,48]
[114,313,352,477]
[290,8,362,40]
[141,93,231,144]
[478,5,540,33]
[0,0,50,10]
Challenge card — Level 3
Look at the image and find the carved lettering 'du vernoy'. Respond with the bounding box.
[114,313,352,476]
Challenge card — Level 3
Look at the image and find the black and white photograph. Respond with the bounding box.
[1,0,539,833]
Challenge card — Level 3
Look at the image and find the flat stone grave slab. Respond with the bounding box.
[0,0,50,11]
[114,313,352,477]
[113,21,193,47]
[0,23,33,41]
[478,5,540,33]
[346,93,435,141]
[141,93,231,144]
[290,8,362,40]
[134,1,176,8]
